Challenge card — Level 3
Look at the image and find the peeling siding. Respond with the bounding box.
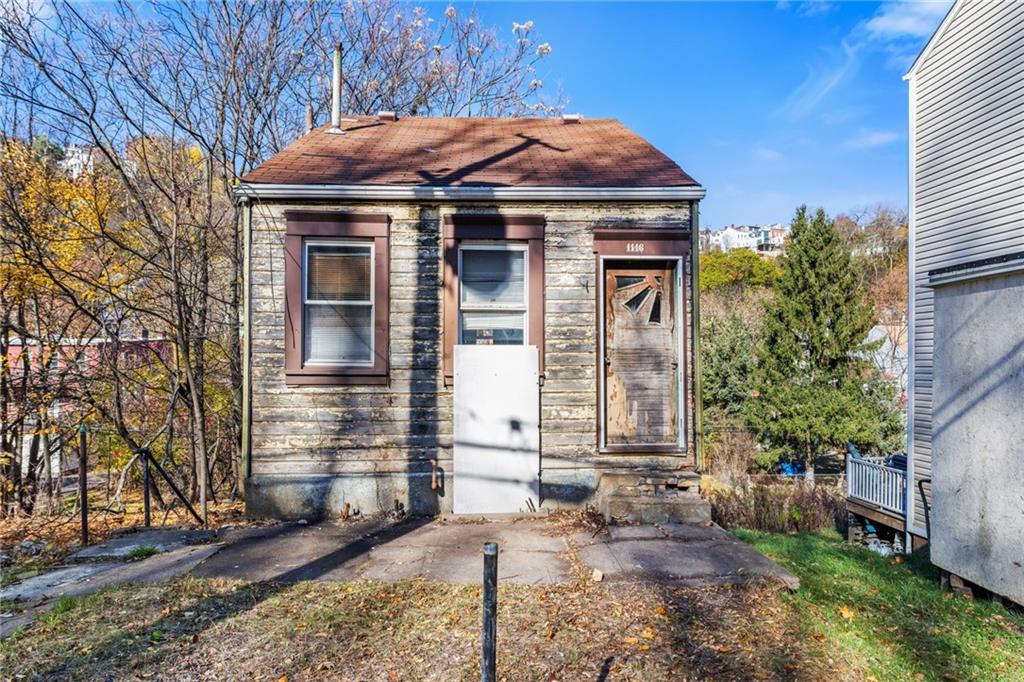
[908,0,1024,537]
[245,199,694,512]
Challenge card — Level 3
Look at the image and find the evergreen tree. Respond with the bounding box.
[745,206,902,477]
[701,312,758,420]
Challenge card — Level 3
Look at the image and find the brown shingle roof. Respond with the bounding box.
[241,117,698,188]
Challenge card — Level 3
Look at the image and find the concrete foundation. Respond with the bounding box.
[245,466,704,522]
[245,472,451,520]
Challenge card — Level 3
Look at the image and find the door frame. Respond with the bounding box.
[597,254,687,453]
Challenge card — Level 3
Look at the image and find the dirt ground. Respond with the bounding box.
[1,576,826,681]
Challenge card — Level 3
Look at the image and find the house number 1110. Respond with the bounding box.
[626,242,646,253]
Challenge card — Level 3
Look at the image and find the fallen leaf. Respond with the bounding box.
[640,627,655,640]
[624,636,639,645]
[838,605,855,621]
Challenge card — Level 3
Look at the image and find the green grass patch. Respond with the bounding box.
[125,545,159,561]
[51,595,78,615]
[736,529,1024,681]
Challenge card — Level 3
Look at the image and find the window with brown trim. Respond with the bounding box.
[443,214,545,383]
[284,211,390,385]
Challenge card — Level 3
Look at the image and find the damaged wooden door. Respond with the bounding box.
[604,263,679,448]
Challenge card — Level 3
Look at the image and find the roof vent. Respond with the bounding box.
[561,113,583,124]
[377,111,398,122]
[327,43,343,135]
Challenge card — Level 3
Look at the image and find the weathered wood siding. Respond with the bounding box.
[908,0,1024,537]
[245,199,693,512]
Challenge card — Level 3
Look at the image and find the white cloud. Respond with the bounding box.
[865,2,951,41]
[776,1,835,17]
[780,1,950,119]
[845,129,901,149]
[780,39,861,118]
[755,146,785,162]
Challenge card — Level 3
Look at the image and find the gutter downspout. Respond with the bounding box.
[241,198,253,481]
[691,199,703,471]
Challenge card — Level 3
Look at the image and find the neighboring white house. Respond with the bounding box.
[715,225,757,251]
[906,0,1024,604]
[60,144,99,179]
[705,224,788,254]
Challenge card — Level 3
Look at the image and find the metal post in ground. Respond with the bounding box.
[79,425,88,546]
[482,542,498,682]
[141,449,151,527]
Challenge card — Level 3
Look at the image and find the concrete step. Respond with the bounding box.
[597,469,701,498]
[601,491,712,525]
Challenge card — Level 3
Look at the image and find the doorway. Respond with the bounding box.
[601,260,683,451]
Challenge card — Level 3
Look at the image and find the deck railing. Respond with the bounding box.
[846,454,907,516]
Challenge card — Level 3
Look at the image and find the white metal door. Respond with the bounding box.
[453,345,540,514]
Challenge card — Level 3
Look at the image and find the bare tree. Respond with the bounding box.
[0,0,561,517]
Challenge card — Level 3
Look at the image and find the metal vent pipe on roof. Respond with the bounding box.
[305,102,314,133]
[328,43,343,134]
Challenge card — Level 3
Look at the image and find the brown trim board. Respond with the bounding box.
[593,227,691,453]
[283,211,390,386]
[443,214,546,382]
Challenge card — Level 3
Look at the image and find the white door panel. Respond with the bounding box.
[453,345,540,514]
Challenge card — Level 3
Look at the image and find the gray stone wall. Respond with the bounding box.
[245,199,692,519]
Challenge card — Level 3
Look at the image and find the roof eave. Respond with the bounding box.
[233,183,706,202]
[904,0,962,81]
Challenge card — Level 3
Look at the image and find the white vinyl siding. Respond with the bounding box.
[908,0,1024,537]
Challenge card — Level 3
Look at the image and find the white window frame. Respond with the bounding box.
[302,238,375,367]
[457,242,529,346]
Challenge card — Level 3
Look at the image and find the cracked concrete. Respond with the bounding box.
[192,517,798,590]
[2,516,797,639]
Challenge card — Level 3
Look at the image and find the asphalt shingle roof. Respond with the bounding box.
[241,116,698,188]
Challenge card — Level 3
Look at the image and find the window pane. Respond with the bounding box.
[460,311,524,345]
[307,244,371,302]
[304,304,373,364]
[461,249,525,305]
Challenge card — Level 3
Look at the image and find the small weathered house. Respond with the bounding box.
[905,0,1024,604]
[236,109,706,520]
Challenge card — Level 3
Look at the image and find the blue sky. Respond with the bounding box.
[463,1,951,228]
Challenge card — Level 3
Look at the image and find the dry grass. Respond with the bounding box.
[1,576,831,681]
[4,531,1022,680]
[1,491,244,556]
[707,478,845,534]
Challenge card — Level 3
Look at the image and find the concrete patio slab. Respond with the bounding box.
[1,544,221,638]
[577,538,799,589]
[188,516,796,590]
[68,527,217,562]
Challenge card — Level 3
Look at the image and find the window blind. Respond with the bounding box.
[307,244,371,302]
[461,249,525,306]
[304,305,373,364]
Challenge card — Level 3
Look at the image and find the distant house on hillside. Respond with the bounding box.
[705,224,787,255]
[904,0,1023,604]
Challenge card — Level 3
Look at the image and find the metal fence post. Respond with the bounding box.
[79,425,88,546]
[482,542,498,682]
